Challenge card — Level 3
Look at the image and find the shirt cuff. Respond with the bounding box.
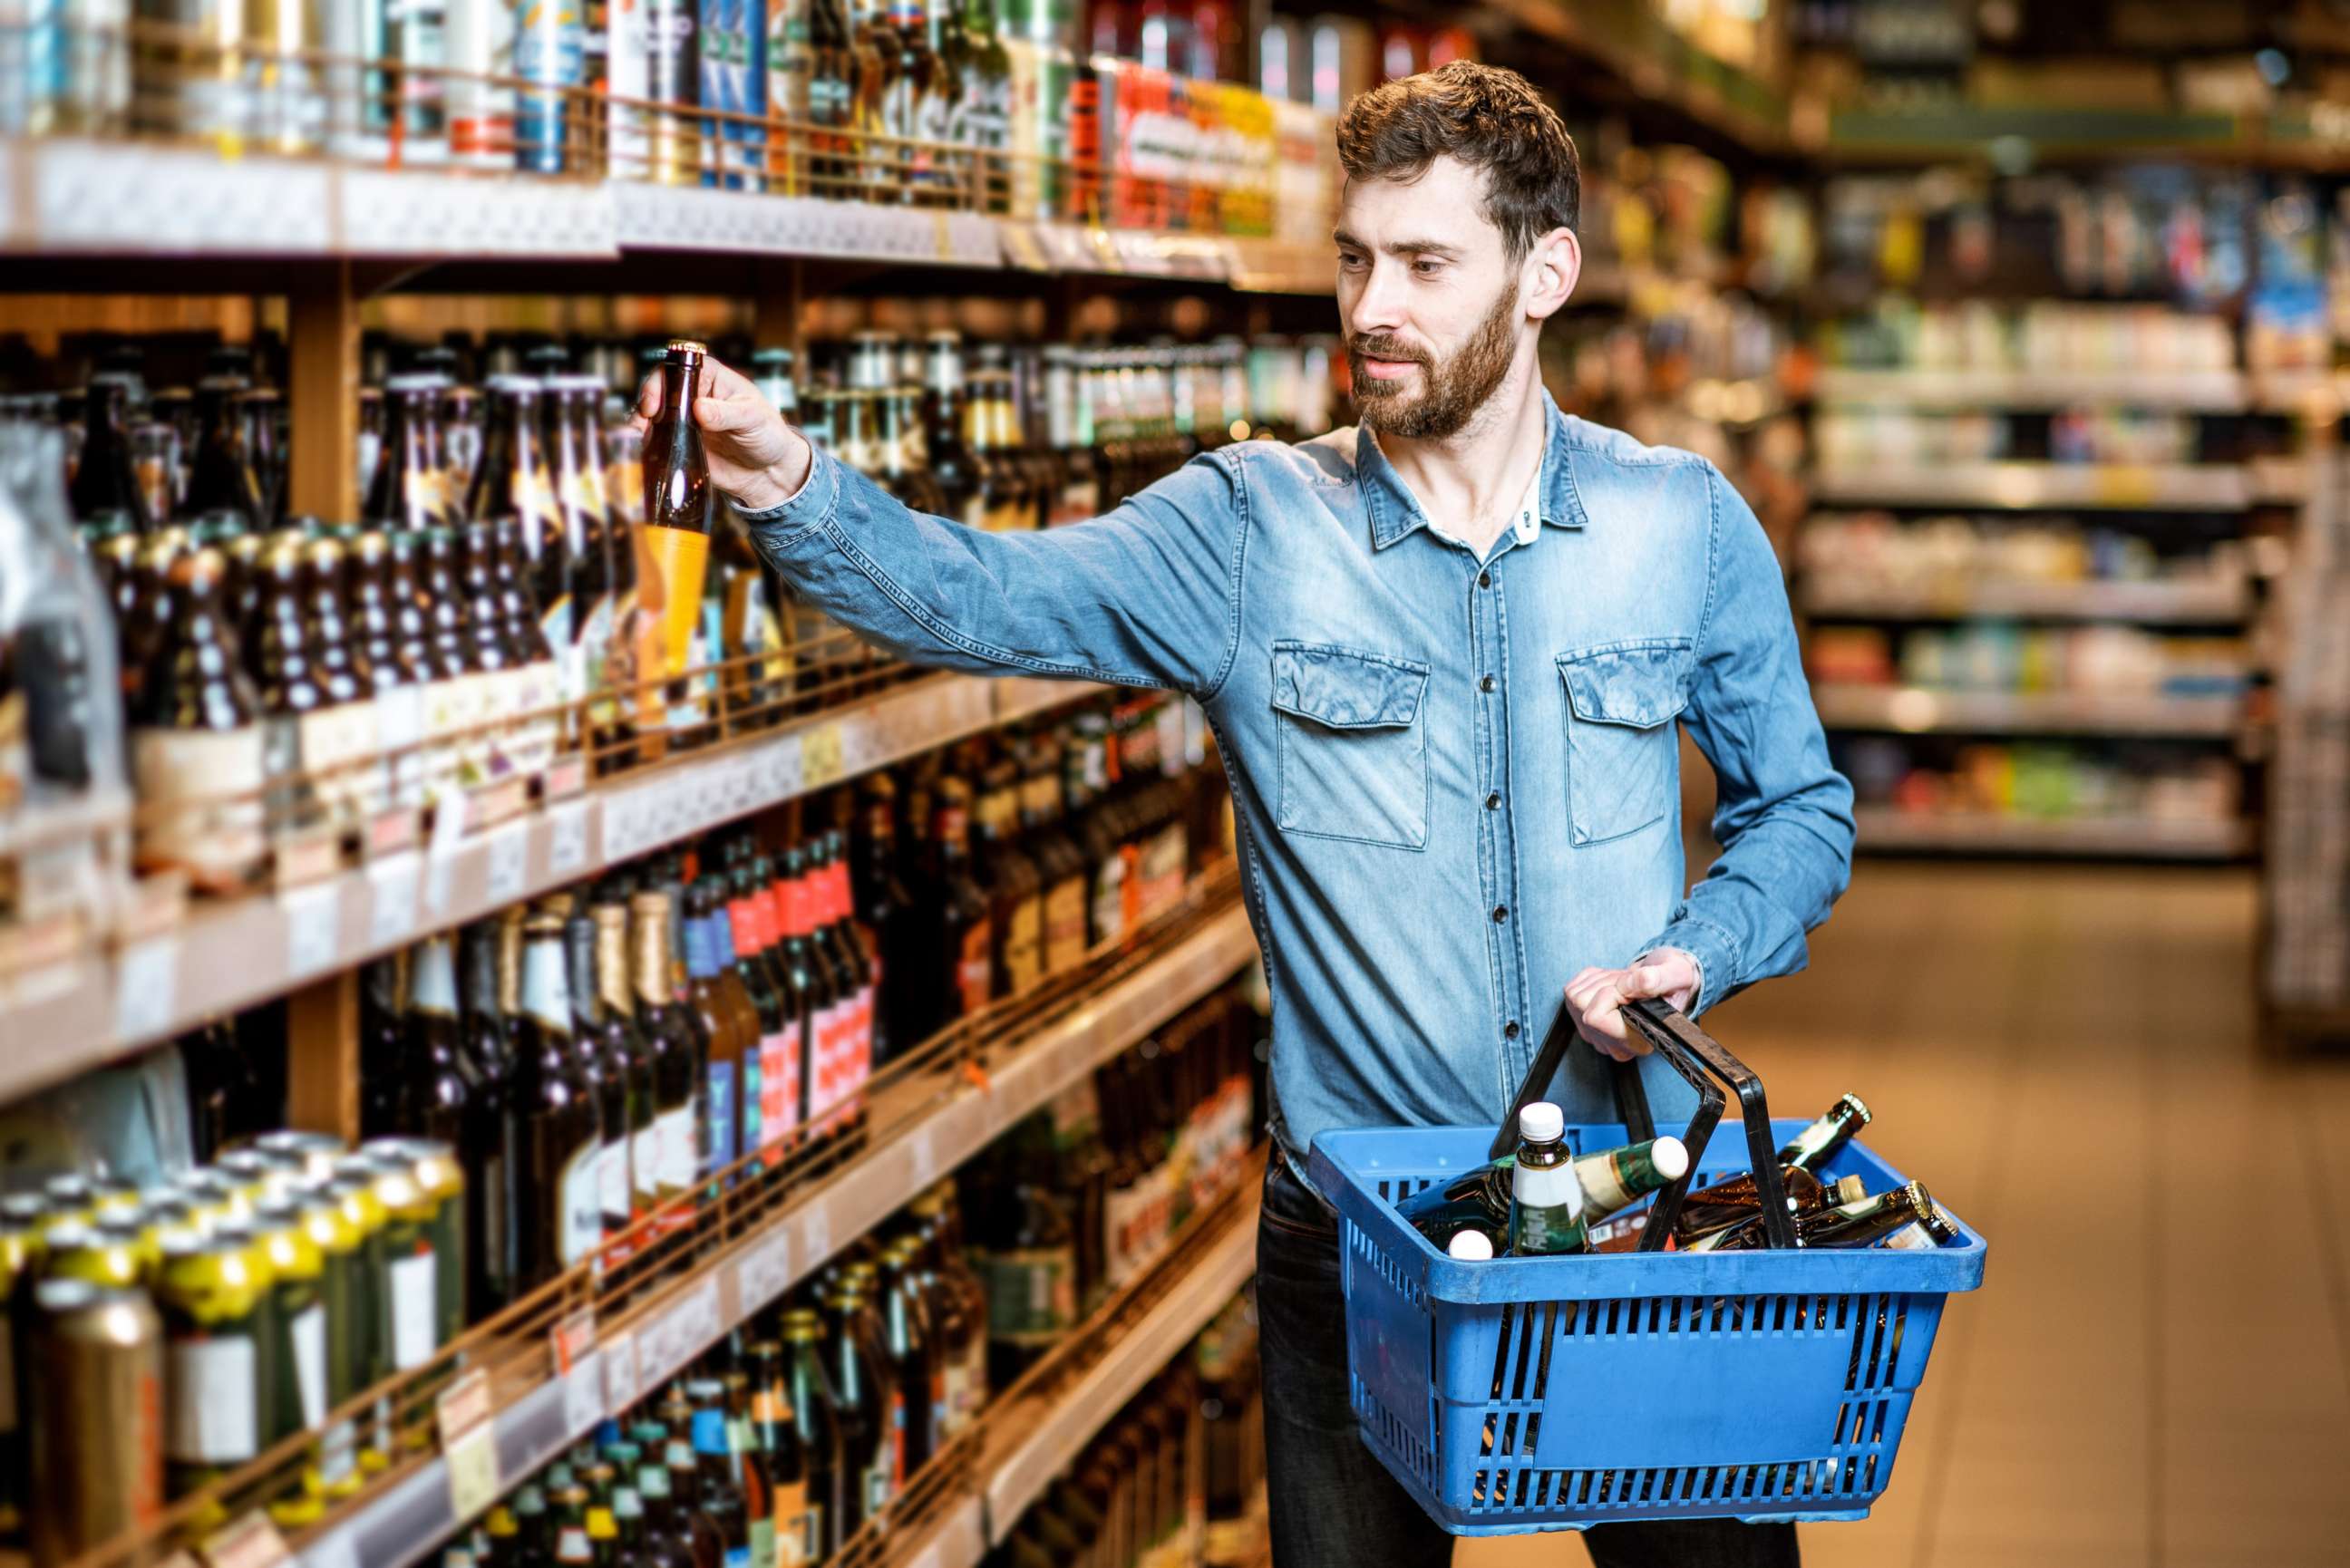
[733,444,838,540]
[1634,919,1735,1016]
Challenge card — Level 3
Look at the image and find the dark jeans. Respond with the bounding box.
[1258,1158,1801,1568]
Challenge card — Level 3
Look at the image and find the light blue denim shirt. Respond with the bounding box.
[746,393,1854,1159]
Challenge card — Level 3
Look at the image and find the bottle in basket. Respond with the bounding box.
[1572,1135,1688,1222]
[1886,1197,1962,1251]
[1685,1179,1937,1253]
[1445,1229,1494,1261]
[1505,1103,1588,1256]
[1674,1167,1865,1247]
[1776,1091,1870,1173]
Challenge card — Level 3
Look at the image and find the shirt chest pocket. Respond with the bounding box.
[1270,641,1431,850]
[1559,638,1695,845]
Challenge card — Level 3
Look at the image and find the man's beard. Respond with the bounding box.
[1347,282,1521,440]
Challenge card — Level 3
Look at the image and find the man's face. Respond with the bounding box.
[1335,156,1528,440]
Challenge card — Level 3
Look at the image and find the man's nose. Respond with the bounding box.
[1347,256,1409,337]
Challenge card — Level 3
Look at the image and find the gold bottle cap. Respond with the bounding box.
[666,339,708,356]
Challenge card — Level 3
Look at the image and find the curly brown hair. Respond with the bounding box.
[1334,62,1580,259]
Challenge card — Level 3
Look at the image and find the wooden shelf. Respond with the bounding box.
[1854,808,2251,860]
[0,138,1331,292]
[1811,462,2253,511]
[1801,577,2251,625]
[1811,682,2244,738]
[1814,367,2250,411]
[0,673,1099,1105]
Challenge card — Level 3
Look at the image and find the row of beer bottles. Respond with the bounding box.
[986,1362,1219,1568]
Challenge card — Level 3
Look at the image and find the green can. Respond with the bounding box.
[154,1226,279,1506]
[251,1195,330,1527]
[363,1138,468,1350]
[42,1220,147,1292]
[339,1151,440,1458]
[308,1174,383,1493]
[256,1131,352,1189]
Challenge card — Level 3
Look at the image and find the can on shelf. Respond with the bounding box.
[24,1277,166,1566]
[155,1226,279,1506]
[251,1195,332,1526]
[363,1137,468,1351]
[256,1129,352,1189]
[42,1219,148,1292]
[318,1169,394,1481]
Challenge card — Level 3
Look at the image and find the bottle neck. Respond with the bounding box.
[596,909,636,1019]
[632,895,675,1006]
[520,934,573,1035]
[408,935,460,1018]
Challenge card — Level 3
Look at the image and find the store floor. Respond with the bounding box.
[1453,859,2350,1568]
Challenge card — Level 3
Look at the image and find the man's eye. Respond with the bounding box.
[1337,252,1367,271]
[1413,259,1445,277]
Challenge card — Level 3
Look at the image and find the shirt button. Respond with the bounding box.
[1492,905,1508,924]
[1479,570,1491,587]
[1485,792,1500,810]
[1480,674,1496,692]
[1504,1021,1520,1039]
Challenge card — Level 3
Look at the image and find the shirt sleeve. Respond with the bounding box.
[742,444,1247,699]
[1637,464,1856,1011]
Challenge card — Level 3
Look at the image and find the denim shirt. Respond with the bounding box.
[746,393,1854,1161]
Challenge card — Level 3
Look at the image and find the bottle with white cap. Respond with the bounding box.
[1445,1229,1495,1261]
[1506,1102,1589,1255]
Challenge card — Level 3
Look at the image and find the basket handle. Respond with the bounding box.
[1491,997,1798,1253]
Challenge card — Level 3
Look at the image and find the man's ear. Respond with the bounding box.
[1524,227,1581,323]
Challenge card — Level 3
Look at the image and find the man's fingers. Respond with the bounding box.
[693,394,768,432]
[636,373,663,419]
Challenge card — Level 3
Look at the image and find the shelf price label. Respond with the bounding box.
[635,1277,721,1389]
[437,1369,501,1524]
[801,723,844,789]
[799,1202,832,1269]
[551,1307,602,1437]
[733,1225,793,1315]
[283,882,343,981]
[484,821,531,906]
[112,936,179,1043]
[367,854,422,949]
[600,1328,639,1416]
[203,1513,292,1568]
[548,800,592,877]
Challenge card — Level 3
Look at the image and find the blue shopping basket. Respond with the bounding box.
[1306,999,1988,1534]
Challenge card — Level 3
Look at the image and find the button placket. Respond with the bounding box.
[1471,564,1526,1097]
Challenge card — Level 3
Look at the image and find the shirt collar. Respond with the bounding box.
[1356,391,1589,551]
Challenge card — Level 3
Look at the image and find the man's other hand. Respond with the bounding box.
[1565,950,1701,1062]
[631,353,811,512]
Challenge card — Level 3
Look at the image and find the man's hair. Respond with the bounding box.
[1335,62,1579,259]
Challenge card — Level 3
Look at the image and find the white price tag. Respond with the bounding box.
[485,823,530,905]
[733,1225,793,1313]
[299,1529,360,1568]
[112,937,180,1043]
[800,1203,832,1268]
[761,734,803,799]
[367,854,421,949]
[560,1351,605,1439]
[636,1277,721,1388]
[548,800,591,877]
[600,1330,639,1415]
[284,884,343,981]
[908,1125,937,1187]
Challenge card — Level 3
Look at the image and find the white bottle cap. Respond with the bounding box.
[1447,1229,1495,1260]
[1650,1135,1690,1182]
[1518,1102,1564,1144]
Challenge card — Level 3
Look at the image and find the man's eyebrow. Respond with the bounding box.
[1332,228,1461,260]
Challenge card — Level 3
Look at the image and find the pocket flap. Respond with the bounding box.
[1559,639,1694,729]
[1271,642,1430,730]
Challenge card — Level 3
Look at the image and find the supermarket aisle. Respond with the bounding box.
[1457,859,2350,1568]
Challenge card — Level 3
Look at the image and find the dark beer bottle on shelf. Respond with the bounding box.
[918,332,980,528]
[182,374,265,527]
[746,1340,811,1568]
[813,831,874,1121]
[975,764,1043,998]
[459,920,520,1310]
[72,372,150,530]
[685,1380,750,1568]
[930,778,995,1027]
[561,375,641,775]
[821,1269,894,1534]
[876,1236,942,1473]
[1023,742,1091,977]
[642,340,714,687]
[564,907,632,1275]
[852,778,916,1068]
[347,530,429,823]
[238,386,287,527]
[781,1309,843,1560]
[130,547,269,894]
[368,376,457,532]
[726,841,796,1166]
[630,884,711,1228]
[775,844,837,1135]
[510,911,603,1289]
[585,897,657,1253]
[492,515,565,780]
[676,882,755,1195]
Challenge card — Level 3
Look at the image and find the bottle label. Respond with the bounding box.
[741,1050,763,1168]
[956,923,993,1017]
[554,1529,590,1563]
[289,1302,328,1430]
[576,590,620,727]
[656,1099,697,1199]
[1002,895,1044,994]
[372,682,427,814]
[558,1138,604,1266]
[298,700,381,822]
[389,1248,440,1369]
[940,1360,970,1437]
[808,1002,843,1126]
[1141,823,1187,921]
[850,982,874,1099]
[747,1518,775,1568]
[640,522,711,678]
[1509,1160,1588,1255]
[704,1059,737,1182]
[131,726,266,890]
[509,657,562,779]
[980,1246,1075,1345]
[1089,856,1125,948]
[419,673,473,801]
[630,1120,660,1215]
[771,1481,811,1566]
[760,1028,798,1147]
[167,1333,259,1462]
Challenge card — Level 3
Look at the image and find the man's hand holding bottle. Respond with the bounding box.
[632,353,810,512]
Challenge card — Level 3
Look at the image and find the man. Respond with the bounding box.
[647,61,1851,1567]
